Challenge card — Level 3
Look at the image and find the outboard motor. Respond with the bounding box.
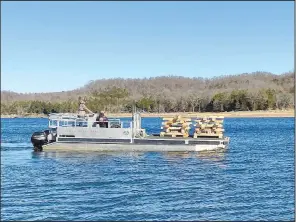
[31,129,57,152]
[31,131,47,151]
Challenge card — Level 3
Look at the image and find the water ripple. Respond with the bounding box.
[1,117,294,221]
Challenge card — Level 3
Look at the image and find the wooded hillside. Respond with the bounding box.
[1,71,294,115]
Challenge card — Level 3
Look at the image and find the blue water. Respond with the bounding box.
[1,117,294,221]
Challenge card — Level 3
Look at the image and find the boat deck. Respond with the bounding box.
[56,134,229,146]
[147,134,224,140]
[44,134,229,152]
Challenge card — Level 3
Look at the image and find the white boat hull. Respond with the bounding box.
[42,142,228,152]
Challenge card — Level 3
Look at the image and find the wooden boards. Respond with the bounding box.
[160,115,225,138]
[160,115,192,138]
[194,116,224,138]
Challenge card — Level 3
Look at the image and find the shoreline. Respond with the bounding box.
[1,110,294,118]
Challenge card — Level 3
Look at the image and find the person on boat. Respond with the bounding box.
[78,97,94,118]
[96,111,108,128]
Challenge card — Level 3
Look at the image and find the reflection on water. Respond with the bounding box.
[163,150,226,159]
[32,149,228,168]
[196,150,228,168]
[196,150,227,162]
[163,150,228,168]
[32,150,146,160]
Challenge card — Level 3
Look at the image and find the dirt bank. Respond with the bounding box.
[2,110,293,118]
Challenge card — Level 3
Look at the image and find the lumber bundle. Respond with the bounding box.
[194,116,224,138]
[160,115,192,138]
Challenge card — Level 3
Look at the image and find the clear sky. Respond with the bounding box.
[1,1,294,93]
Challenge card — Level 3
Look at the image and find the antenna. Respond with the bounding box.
[131,101,136,141]
[131,100,135,125]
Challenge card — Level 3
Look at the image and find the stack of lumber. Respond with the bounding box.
[194,116,224,138]
[160,115,192,138]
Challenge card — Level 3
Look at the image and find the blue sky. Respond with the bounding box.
[2,1,294,93]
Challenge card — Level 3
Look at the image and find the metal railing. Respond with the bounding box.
[48,115,132,129]
[48,113,78,120]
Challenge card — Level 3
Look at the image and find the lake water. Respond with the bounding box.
[1,117,294,221]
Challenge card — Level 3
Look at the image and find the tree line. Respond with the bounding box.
[1,71,294,115]
[1,86,294,115]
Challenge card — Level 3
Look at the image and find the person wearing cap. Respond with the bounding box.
[78,97,94,118]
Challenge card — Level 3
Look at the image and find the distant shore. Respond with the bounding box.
[1,110,294,119]
[110,110,295,118]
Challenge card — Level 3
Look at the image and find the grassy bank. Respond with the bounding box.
[1,110,294,118]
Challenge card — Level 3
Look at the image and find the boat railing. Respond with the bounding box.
[48,113,79,120]
[48,115,133,129]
